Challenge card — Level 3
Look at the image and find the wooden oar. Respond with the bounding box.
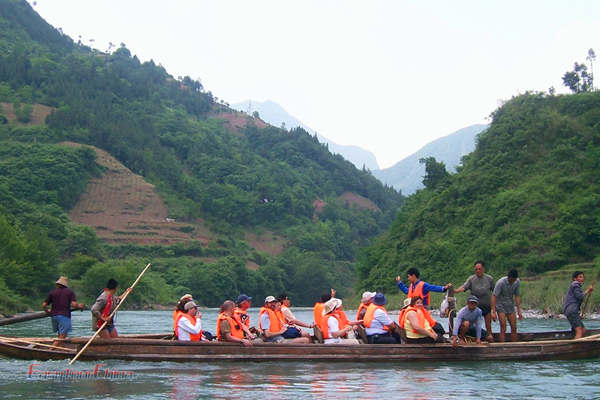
[68,263,151,365]
[0,336,74,352]
[0,308,85,327]
[580,284,594,319]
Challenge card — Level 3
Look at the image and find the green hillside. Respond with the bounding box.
[0,0,402,312]
[359,91,600,295]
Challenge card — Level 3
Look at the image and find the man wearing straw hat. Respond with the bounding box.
[42,276,84,345]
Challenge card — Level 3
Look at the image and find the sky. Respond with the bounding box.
[28,0,600,169]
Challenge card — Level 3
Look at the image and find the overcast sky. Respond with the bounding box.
[29,0,600,168]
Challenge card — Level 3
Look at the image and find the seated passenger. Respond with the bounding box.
[320,298,360,344]
[217,300,253,346]
[173,294,194,336]
[451,295,488,346]
[356,291,376,320]
[400,296,441,343]
[313,289,335,328]
[363,293,400,344]
[176,301,203,341]
[278,293,313,339]
[234,294,259,340]
[259,296,309,344]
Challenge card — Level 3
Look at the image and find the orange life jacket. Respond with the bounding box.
[173,309,183,334]
[175,313,202,341]
[363,303,390,331]
[407,281,430,306]
[233,307,250,327]
[216,312,245,340]
[334,309,349,329]
[313,302,324,327]
[259,307,283,333]
[97,290,113,329]
[356,303,368,321]
[398,306,437,333]
[320,313,343,340]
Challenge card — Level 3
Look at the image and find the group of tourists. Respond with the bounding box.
[41,262,594,345]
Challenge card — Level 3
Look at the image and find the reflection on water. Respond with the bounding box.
[1,309,600,399]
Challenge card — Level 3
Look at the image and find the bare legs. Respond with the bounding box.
[497,312,518,342]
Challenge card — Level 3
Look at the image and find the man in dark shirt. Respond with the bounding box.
[563,271,594,339]
[42,276,83,344]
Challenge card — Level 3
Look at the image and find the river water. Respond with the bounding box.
[1,308,599,399]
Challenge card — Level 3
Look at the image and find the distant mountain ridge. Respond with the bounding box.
[372,124,488,195]
[232,100,380,171]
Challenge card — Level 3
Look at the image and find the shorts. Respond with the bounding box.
[566,311,584,330]
[264,335,285,343]
[479,304,491,316]
[495,303,515,315]
[282,327,301,339]
[99,324,115,334]
[465,325,489,339]
[51,315,72,335]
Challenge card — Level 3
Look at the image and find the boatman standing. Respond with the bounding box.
[91,278,131,339]
[491,269,522,342]
[396,267,451,309]
[563,271,594,339]
[454,261,495,342]
[42,276,84,346]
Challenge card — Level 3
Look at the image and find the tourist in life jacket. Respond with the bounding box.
[356,291,376,320]
[451,295,487,346]
[233,294,259,340]
[217,300,253,346]
[363,293,400,344]
[313,288,335,328]
[320,298,360,344]
[278,293,313,340]
[260,296,310,344]
[401,296,441,343]
[176,301,203,341]
[396,267,451,309]
[172,294,194,336]
[91,278,131,339]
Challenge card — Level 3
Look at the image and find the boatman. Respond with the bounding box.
[491,269,522,342]
[454,261,495,342]
[451,295,487,346]
[42,276,84,346]
[396,267,451,309]
[91,278,131,339]
[563,271,594,339]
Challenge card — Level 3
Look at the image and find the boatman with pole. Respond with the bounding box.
[563,270,594,339]
[42,276,84,346]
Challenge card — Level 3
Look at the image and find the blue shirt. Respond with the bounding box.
[397,280,446,306]
[365,308,394,336]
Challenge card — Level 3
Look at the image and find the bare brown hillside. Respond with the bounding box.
[63,142,212,245]
[1,103,55,125]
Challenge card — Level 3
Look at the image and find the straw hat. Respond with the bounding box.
[55,276,69,287]
[323,298,342,315]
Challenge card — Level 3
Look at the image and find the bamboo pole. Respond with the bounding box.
[580,284,594,319]
[0,308,84,326]
[0,336,74,352]
[68,263,151,365]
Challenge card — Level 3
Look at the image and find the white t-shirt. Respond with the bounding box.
[177,316,202,341]
[324,315,341,344]
[281,305,295,323]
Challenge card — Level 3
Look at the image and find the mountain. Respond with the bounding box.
[372,124,488,195]
[232,100,380,171]
[358,92,600,295]
[0,0,403,311]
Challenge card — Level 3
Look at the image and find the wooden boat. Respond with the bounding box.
[1,329,599,362]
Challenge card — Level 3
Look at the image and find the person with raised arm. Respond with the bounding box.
[396,267,451,309]
[91,278,131,339]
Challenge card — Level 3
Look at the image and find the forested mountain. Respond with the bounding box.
[358,92,600,292]
[232,100,380,171]
[0,0,402,312]
[372,124,487,195]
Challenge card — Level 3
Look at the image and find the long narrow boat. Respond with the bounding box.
[1,330,599,362]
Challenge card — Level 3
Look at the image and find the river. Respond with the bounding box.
[1,308,599,399]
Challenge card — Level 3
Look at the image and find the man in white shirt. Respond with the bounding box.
[177,301,203,341]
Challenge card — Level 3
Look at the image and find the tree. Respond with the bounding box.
[562,62,592,93]
[252,111,260,119]
[587,48,596,90]
[419,157,450,190]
